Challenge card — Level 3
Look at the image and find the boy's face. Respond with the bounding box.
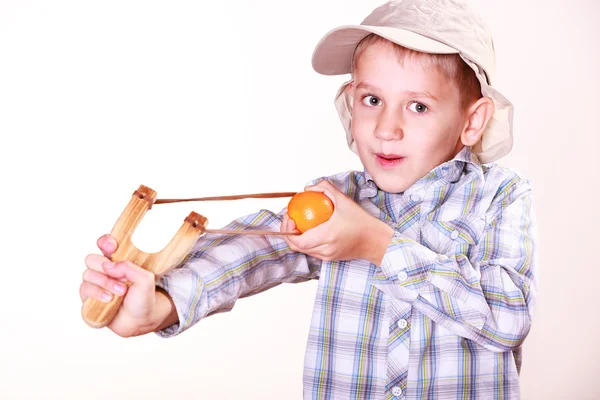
[350,42,468,193]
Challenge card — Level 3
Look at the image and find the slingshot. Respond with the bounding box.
[81,185,298,329]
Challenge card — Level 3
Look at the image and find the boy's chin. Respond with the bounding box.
[371,175,415,194]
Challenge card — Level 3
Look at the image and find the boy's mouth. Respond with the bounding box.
[375,153,404,168]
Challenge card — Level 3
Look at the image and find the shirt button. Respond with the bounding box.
[392,386,403,396]
[397,271,408,281]
[450,230,459,239]
[410,194,421,202]
[397,319,408,329]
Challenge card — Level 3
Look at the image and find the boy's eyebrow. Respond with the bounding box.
[355,82,439,101]
[404,90,439,101]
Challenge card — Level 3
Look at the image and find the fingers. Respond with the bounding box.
[82,250,112,303]
[284,235,334,261]
[282,207,336,260]
[81,253,154,305]
[282,213,303,251]
[288,225,330,250]
[101,260,155,295]
[80,280,120,303]
[283,209,331,250]
[81,267,128,301]
[97,234,118,258]
[85,253,110,273]
[82,245,127,303]
[283,217,331,254]
[281,213,299,233]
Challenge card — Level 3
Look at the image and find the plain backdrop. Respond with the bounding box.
[1,0,598,399]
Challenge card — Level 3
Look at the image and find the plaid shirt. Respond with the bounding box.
[156,147,539,400]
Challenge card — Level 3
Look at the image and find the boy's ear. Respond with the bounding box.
[461,97,495,146]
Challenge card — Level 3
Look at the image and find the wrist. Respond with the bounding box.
[364,218,395,265]
[151,287,179,333]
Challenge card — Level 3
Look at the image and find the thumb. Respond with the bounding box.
[102,261,155,294]
[286,216,298,232]
[97,234,118,258]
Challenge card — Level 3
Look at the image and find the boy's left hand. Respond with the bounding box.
[281,180,394,264]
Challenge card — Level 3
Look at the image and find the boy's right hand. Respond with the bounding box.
[80,234,161,337]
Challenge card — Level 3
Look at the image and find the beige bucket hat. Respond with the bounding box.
[311,0,513,164]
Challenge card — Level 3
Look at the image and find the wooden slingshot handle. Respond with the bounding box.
[81,185,208,329]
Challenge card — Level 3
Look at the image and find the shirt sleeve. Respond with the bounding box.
[371,178,539,353]
[154,207,322,338]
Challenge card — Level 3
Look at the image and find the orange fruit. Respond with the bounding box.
[287,191,334,233]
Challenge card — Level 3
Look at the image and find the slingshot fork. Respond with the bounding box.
[81,185,208,328]
[81,185,298,329]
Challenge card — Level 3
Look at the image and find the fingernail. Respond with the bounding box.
[101,292,113,303]
[114,283,126,295]
[103,261,115,269]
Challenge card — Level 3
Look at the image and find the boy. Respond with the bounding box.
[80,0,538,398]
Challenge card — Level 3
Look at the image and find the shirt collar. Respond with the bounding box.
[357,170,378,199]
[357,146,484,199]
[434,146,483,184]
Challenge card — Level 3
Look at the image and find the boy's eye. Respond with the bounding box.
[362,95,382,107]
[408,102,428,113]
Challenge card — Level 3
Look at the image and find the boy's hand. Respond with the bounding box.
[281,180,394,265]
[80,234,175,337]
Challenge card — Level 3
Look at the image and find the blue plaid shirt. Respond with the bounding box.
[157,147,539,399]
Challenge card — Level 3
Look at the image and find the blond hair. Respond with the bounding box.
[351,34,481,110]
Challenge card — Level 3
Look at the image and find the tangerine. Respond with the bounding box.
[287,191,334,233]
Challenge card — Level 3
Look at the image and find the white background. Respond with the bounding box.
[1,0,599,399]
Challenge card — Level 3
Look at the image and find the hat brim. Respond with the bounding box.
[312,25,458,75]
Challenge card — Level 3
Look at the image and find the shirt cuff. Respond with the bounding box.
[153,271,208,338]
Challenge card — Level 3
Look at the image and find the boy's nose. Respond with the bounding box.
[374,110,404,141]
